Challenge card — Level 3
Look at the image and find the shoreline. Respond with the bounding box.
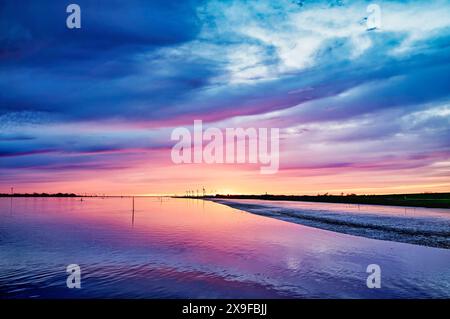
[2,192,450,209]
[210,198,450,249]
[192,193,450,209]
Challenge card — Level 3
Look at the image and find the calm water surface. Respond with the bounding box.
[0,197,449,298]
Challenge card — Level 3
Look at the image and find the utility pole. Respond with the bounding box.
[11,187,14,195]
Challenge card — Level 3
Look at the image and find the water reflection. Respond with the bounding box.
[0,197,449,299]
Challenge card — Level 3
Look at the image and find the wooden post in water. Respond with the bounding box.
[132,196,135,227]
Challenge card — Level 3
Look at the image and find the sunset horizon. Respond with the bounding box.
[1,1,449,197]
[1,0,449,305]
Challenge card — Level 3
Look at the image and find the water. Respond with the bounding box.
[0,197,449,298]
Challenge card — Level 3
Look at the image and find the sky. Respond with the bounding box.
[1,0,450,195]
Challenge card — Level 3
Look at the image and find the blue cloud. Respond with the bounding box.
[1,0,450,177]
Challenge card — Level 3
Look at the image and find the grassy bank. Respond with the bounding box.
[204,193,450,209]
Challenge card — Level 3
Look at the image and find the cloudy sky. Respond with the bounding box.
[1,0,449,195]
